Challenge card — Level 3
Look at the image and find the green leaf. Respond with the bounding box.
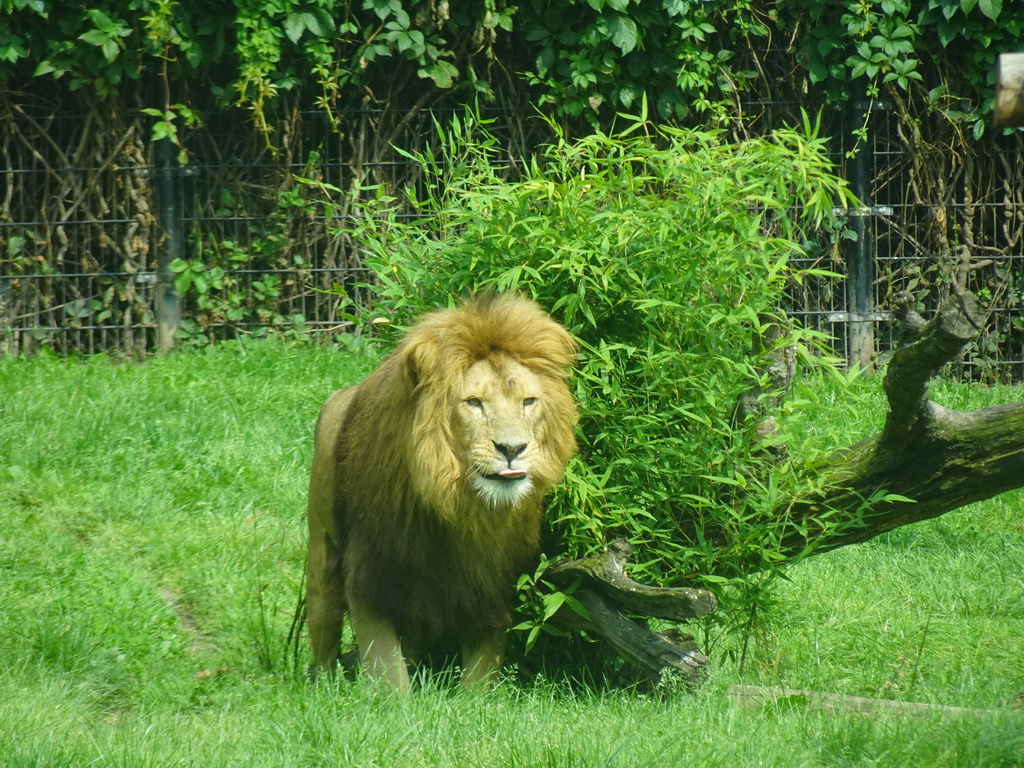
[419,60,458,88]
[542,591,567,621]
[306,8,335,36]
[150,121,175,142]
[33,59,56,76]
[78,29,109,47]
[284,13,307,45]
[0,33,26,63]
[607,14,639,55]
[172,270,192,295]
[936,20,958,46]
[364,0,399,22]
[101,38,119,62]
[698,574,732,585]
[526,625,541,650]
[977,0,1001,20]
[536,45,556,75]
[879,493,917,504]
[618,83,640,107]
[562,593,591,621]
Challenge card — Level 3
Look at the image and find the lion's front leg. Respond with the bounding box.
[460,630,506,689]
[348,598,410,694]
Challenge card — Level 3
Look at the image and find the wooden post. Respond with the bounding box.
[995,53,1024,127]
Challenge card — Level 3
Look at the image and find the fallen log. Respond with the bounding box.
[538,288,1024,682]
[663,289,1024,573]
[572,588,709,687]
[548,538,717,621]
[545,538,715,686]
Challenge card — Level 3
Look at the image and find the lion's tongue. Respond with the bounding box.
[498,468,527,478]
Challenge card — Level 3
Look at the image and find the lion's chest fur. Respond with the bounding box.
[340,488,543,647]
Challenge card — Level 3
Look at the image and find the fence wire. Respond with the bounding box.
[1,98,1022,380]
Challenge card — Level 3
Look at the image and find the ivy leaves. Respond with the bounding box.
[2,0,1020,140]
[807,0,922,95]
[802,0,1020,133]
[960,0,1003,22]
[605,13,639,55]
[77,9,133,63]
[282,7,335,45]
[522,0,756,121]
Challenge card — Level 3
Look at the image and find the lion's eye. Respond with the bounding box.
[523,397,537,407]
[465,397,483,409]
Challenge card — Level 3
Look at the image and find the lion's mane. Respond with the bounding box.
[328,294,577,649]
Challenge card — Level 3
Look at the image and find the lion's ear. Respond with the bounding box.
[402,337,439,392]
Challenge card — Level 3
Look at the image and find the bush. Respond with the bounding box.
[308,110,856,613]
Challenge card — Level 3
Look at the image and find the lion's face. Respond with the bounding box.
[453,355,547,507]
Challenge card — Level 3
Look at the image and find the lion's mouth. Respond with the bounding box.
[473,467,534,506]
[485,468,528,482]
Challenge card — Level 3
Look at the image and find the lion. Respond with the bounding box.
[305,294,577,691]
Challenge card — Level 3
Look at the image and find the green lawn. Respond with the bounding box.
[1,341,1022,767]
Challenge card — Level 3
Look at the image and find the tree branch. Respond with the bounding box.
[546,540,712,686]
[881,290,983,443]
[548,538,717,620]
[572,589,709,687]
[737,289,1022,566]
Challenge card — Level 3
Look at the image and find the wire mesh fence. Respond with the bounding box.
[2,93,1022,379]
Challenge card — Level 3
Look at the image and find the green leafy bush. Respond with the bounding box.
[316,111,857,595]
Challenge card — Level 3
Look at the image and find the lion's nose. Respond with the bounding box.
[493,442,528,463]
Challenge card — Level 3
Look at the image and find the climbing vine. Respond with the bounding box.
[2,0,1020,136]
[794,0,1022,137]
[0,0,514,142]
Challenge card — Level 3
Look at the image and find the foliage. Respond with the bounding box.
[515,0,771,123]
[5,3,1021,367]
[167,183,324,346]
[308,112,858,595]
[791,0,1024,137]
[2,0,1020,135]
[512,556,587,652]
[0,0,512,138]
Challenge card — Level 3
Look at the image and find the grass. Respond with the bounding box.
[1,340,1022,767]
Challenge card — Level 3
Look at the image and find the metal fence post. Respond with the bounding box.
[844,80,875,372]
[154,137,182,353]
